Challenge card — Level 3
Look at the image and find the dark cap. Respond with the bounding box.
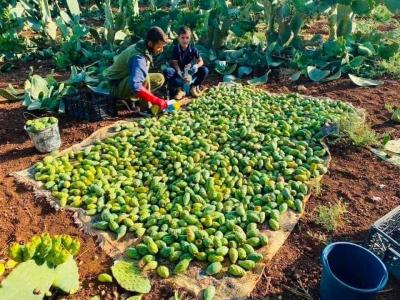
[146,26,171,44]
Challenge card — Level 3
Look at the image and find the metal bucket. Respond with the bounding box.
[25,122,61,153]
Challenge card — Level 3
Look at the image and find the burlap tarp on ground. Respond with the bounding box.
[168,176,326,300]
[12,95,333,300]
[370,139,400,168]
[13,120,141,258]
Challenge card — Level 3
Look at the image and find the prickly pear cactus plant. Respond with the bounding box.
[1,234,81,298]
[111,260,151,294]
[53,254,80,294]
[0,260,55,300]
[8,233,80,267]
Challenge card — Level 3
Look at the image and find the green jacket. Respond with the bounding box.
[104,40,153,81]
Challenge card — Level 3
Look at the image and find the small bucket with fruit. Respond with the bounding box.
[24,115,61,153]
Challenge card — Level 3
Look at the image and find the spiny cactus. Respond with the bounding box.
[111,260,151,294]
[1,234,81,298]
[52,254,80,294]
[126,295,143,300]
[8,233,80,268]
[0,260,55,300]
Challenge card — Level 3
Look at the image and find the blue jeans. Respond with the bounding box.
[164,66,209,93]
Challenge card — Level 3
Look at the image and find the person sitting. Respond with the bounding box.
[104,26,171,113]
[164,26,209,100]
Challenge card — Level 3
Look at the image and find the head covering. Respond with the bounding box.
[146,26,171,44]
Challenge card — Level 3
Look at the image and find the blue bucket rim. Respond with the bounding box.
[321,242,388,293]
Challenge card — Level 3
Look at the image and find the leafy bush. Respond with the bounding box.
[336,113,381,147]
[315,202,347,232]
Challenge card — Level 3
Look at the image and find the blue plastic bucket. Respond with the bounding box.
[320,242,388,300]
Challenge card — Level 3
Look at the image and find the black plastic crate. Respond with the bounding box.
[64,89,117,122]
[367,205,400,278]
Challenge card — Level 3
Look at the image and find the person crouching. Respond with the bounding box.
[164,26,209,100]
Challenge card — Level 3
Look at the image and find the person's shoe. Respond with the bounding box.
[195,85,203,96]
[120,100,134,112]
[137,107,152,117]
[190,85,201,98]
[175,88,186,100]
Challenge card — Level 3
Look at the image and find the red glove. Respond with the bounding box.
[136,86,168,110]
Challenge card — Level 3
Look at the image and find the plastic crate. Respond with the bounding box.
[367,205,400,278]
[64,89,117,122]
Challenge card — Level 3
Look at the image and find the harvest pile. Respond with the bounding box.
[32,86,354,278]
[25,117,58,133]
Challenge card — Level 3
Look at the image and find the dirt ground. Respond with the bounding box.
[252,78,400,300]
[1,64,400,299]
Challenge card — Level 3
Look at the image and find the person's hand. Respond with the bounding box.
[136,86,167,110]
[184,74,192,83]
[177,70,183,78]
[160,99,168,110]
[190,64,199,75]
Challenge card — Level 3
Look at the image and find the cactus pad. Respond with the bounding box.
[111,260,151,294]
[0,260,55,300]
[126,295,143,300]
[53,254,80,294]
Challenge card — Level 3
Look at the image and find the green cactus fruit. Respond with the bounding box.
[98,273,113,283]
[157,265,170,278]
[269,219,280,231]
[0,263,4,276]
[246,228,259,238]
[126,296,143,300]
[173,258,191,274]
[141,255,155,265]
[237,248,247,260]
[206,262,222,276]
[61,235,73,249]
[215,246,229,256]
[52,235,62,248]
[58,249,70,266]
[44,290,52,297]
[195,251,207,261]
[203,285,216,300]
[160,246,174,258]
[116,225,127,241]
[259,235,269,246]
[37,235,52,258]
[229,248,238,264]
[0,260,55,300]
[246,237,260,248]
[232,225,247,243]
[238,260,256,270]
[30,235,42,247]
[143,261,158,271]
[247,252,263,263]
[228,264,246,277]
[243,244,255,255]
[93,221,108,230]
[5,259,18,269]
[69,239,80,257]
[8,243,24,262]
[126,248,140,260]
[146,239,158,255]
[170,250,182,262]
[207,254,223,263]
[53,255,80,294]
[111,260,151,293]
[136,243,149,256]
